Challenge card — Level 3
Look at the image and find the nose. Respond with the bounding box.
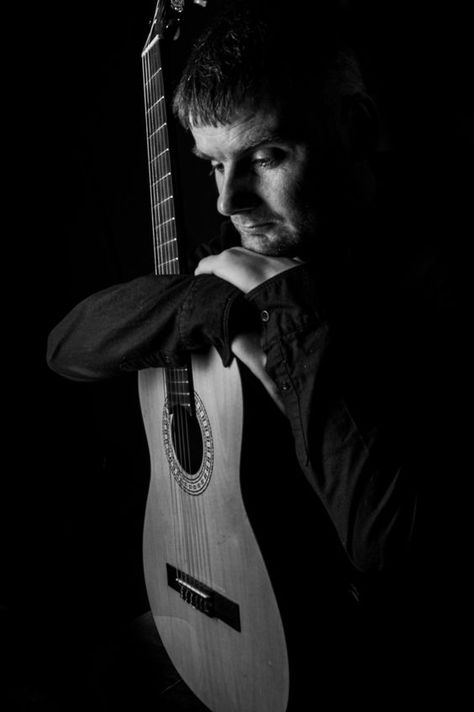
[216,167,259,217]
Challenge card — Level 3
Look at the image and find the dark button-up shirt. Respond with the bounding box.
[48,221,452,588]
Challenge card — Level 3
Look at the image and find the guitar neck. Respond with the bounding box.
[142,36,181,277]
[142,13,195,412]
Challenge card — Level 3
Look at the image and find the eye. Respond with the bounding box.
[251,148,285,170]
[253,157,274,168]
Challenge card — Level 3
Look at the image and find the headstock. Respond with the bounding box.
[144,0,208,50]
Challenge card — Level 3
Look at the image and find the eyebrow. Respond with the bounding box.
[192,133,288,161]
[192,146,212,160]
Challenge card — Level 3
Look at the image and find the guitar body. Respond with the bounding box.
[138,347,290,712]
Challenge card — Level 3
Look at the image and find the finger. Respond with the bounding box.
[194,255,216,276]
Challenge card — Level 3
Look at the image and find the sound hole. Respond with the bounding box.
[170,405,204,475]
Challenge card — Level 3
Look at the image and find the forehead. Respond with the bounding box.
[190,106,295,161]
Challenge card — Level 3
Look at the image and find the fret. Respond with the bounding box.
[165,367,192,379]
[148,151,169,171]
[152,199,174,217]
[151,189,174,208]
[143,40,162,73]
[149,171,172,196]
[167,380,192,389]
[148,150,171,172]
[154,216,176,229]
[144,93,164,113]
[144,67,162,85]
[158,256,179,268]
[152,209,175,227]
[146,97,165,114]
[153,236,176,249]
[151,180,173,199]
[151,198,173,218]
[155,230,178,244]
[149,146,169,158]
[155,248,179,264]
[158,195,174,206]
[165,363,194,410]
[151,171,172,185]
[168,390,192,399]
[152,203,174,219]
[144,87,165,109]
[166,373,192,386]
[144,86,162,105]
[147,122,168,141]
[169,398,192,409]
[161,257,178,267]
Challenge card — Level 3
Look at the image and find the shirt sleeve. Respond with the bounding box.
[245,263,418,575]
[46,273,245,381]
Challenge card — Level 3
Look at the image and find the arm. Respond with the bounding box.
[46,272,245,381]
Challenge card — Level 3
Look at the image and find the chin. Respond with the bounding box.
[239,231,299,257]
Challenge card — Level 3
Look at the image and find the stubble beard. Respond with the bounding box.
[236,212,318,258]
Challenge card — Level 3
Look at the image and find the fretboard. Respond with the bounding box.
[142,31,194,412]
[142,36,180,277]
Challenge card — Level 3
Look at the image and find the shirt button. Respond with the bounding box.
[260,309,270,322]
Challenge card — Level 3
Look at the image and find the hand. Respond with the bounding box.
[231,332,285,413]
[194,246,301,293]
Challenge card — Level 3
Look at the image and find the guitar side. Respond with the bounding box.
[138,347,289,712]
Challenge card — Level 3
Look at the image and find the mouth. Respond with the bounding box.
[233,220,273,233]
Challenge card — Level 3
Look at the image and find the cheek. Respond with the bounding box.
[266,168,303,212]
[282,176,313,219]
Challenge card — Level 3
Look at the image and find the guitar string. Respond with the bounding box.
[148,43,202,590]
[153,56,196,588]
[154,51,193,588]
[156,52,193,590]
[144,46,185,585]
[145,39,215,603]
[157,60,211,594]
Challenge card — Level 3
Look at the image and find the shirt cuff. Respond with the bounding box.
[245,263,325,347]
[179,274,253,367]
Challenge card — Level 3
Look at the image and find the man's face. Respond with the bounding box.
[191,105,325,257]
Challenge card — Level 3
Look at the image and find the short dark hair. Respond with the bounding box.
[172,0,367,132]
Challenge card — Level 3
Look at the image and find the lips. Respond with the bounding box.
[233,221,273,231]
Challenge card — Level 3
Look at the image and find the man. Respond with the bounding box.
[47,1,461,708]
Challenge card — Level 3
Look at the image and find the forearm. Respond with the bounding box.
[47,273,244,381]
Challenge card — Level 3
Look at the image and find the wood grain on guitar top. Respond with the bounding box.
[139,346,290,712]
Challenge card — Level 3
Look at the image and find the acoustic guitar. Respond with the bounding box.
[138,2,290,710]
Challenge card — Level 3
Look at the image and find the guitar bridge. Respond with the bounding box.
[166,563,241,631]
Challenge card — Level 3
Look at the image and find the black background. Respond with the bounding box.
[3,1,472,709]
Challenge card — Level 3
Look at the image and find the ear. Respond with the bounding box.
[340,94,380,159]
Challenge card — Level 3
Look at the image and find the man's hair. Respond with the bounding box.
[172,0,367,132]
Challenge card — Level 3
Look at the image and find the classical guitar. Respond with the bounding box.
[137,2,289,710]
